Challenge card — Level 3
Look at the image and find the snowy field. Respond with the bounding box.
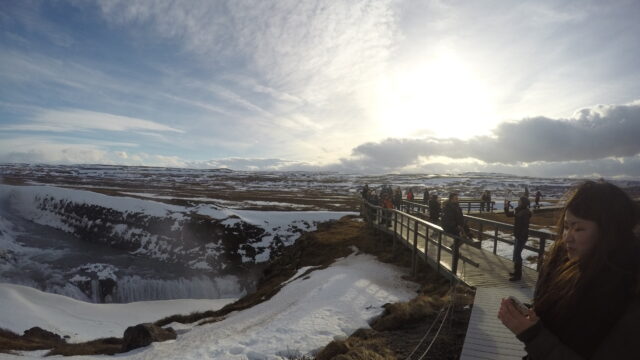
[1,251,419,360]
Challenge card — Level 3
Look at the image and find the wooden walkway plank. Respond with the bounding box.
[460,287,534,360]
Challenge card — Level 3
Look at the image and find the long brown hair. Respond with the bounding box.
[534,181,639,355]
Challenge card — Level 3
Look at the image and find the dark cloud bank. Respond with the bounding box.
[197,102,640,178]
[326,101,640,177]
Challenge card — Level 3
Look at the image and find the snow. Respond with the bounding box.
[2,184,186,218]
[0,283,235,343]
[1,251,419,359]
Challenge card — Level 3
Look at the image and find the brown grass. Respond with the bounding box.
[0,328,57,354]
[315,329,395,360]
[46,338,123,356]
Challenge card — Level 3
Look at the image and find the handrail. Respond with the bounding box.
[463,214,555,239]
[402,199,496,214]
[360,197,480,279]
[361,194,557,276]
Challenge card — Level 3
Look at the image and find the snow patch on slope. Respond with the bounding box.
[2,251,418,359]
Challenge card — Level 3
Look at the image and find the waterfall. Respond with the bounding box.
[111,275,245,303]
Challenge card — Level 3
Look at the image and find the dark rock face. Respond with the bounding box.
[32,195,272,271]
[121,323,176,352]
[23,326,65,344]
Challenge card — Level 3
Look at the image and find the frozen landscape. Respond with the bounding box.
[1,164,639,358]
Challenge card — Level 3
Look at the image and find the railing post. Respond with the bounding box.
[479,223,484,242]
[467,202,471,214]
[392,211,398,253]
[412,220,419,276]
[493,227,499,254]
[437,232,442,272]
[405,214,410,240]
[451,235,460,276]
[424,227,429,257]
[537,234,547,271]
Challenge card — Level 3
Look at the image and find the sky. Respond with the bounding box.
[1,0,640,177]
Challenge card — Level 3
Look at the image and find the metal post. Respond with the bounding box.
[479,223,484,242]
[467,202,471,214]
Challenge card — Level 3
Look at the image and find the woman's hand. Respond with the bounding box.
[498,298,539,335]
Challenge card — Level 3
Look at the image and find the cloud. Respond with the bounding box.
[0,137,188,167]
[348,101,640,167]
[95,0,397,104]
[2,109,183,133]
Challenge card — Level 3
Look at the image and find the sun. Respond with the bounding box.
[373,52,498,140]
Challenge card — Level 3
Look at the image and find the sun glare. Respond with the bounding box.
[374,52,498,139]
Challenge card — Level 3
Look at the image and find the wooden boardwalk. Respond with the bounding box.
[373,214,539,359]
[460,287,534,360]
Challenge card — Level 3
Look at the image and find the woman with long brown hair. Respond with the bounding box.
[498,180,640,359]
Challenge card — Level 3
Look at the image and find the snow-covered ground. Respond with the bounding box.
[1,251,419,360]
[0,283,235,343]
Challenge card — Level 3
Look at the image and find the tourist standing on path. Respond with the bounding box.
[498,181,640,359]
[428,194,441,223]
[534,190,542,209]
[423,188,430,203]
[506,196,532,281]
[480,190,490,212]
[361,184,370,201]
[524,185,530,199]
[406,188,414,201]
[504,189,514,214]
[393,187,402,209]
[381,190,393,226]
[442,193,465,236]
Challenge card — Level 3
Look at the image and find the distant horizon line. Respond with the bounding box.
[2,162,640,181]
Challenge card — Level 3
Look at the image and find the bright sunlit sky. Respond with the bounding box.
[2,0,640,177]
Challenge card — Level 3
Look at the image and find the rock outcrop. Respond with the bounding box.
[121,323,177,352]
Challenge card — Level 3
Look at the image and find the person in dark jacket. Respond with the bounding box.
[534,190,542,209]
[506,196,532,281]
[393,187,402,209]
[498,180,640,359]
[428,194,441,222]
[423,188,430,203]
[361,184,370,201]
[441,193,464,236]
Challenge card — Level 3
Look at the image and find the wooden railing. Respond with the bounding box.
[399,200,558,271]
[360,199,480,279]
[462,215,556,271]
[401,199,496,214]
